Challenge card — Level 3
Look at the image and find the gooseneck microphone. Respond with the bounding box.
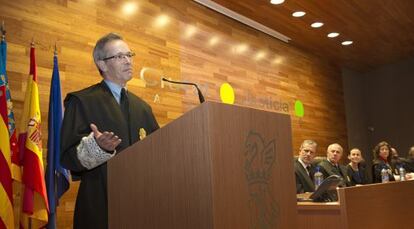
[162,77,205,103]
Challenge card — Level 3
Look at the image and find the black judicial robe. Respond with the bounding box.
[372,159,396,183]
[60,81,159,229]
[406,158,414,173]
[318,159,351,187]
[294,159,315,193]
[346,163,368,186]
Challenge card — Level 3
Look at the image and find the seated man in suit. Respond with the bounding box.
[390,147,407,174]
[318,143,351,187]
[405,146,414,173]
[294,140,317,193]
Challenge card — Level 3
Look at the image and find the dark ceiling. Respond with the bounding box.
[210,0,414,72]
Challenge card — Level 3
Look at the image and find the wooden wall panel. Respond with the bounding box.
[0,0,347,228]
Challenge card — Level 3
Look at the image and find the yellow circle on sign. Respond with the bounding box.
[220,83,235,104]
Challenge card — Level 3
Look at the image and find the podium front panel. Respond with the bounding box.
[108,102,297,229]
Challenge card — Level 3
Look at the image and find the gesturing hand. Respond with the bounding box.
[90,123,122,152]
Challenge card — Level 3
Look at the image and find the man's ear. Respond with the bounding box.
[96,60,107,73]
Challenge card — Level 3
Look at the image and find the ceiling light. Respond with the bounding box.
[311,22,324,28]
[122,2,138,15]
[233,43,248,54]
[184,25,197,38]
[270,0,285,4]
[209,36,220,46]
[292,11,306,17]
[342,41,353,46]
[154,15,170,27]
[254,51,267,60]
[272,57,283,65]
[193,0,291,43]
[327,32,339,38]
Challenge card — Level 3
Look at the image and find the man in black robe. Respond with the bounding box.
[60,33,159,229]
[406,146,414,173]
[294,140,317,193]
[318,143,351,187]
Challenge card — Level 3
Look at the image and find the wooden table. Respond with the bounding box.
[297,180,414,229]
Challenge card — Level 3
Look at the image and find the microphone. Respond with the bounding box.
[162,77,205,103]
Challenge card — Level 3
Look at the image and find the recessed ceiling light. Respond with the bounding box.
[154,15,170,27]
[233,43,248,54]
[270,0,285,5]
[209,36,220,46]
[254,51,267,60]
[342,40,353,46]
[311,22,324,28]
[327,32,339,38]
[184,25,197,38]
[272,57,283,65]
[292,11,306,17]
[122,2,138,15]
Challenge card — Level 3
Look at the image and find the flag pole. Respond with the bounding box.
[1,20,5,41]
[53,42,59,228]
[54,42,58,56]
[29,39,33,229]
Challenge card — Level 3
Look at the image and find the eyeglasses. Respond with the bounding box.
[102,52,136,61]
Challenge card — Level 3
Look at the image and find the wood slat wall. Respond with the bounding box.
[0,0,347,228]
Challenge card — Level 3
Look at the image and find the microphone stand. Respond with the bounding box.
[162,78,205,103]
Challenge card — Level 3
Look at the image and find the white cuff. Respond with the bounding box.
[76,132,116,170]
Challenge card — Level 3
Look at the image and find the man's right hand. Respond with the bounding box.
[90,123,122,152]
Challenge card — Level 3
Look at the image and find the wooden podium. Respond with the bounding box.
[107,102,297,229]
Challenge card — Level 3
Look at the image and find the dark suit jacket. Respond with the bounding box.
[294,159,315,193]
[346,163,369,186]
[318,159,351,187]
[372,159,396,183]
[406,158,414,173]
[60,81,159,229]
[391,157,410,175]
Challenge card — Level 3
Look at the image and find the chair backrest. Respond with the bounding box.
[312,156,326,167]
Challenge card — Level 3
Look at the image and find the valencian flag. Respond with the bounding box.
[18,43,49,228]
[45,50,70,229]
[0,32,15,229]
[1,32,21,183]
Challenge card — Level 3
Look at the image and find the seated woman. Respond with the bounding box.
[372,141,395,183]
[346,148,369,185]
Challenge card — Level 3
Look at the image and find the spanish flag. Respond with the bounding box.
[0,36,14,229]
[18,44,49,228]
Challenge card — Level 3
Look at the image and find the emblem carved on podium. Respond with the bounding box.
[244,131,279,229]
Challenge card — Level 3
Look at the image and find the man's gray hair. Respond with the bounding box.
[93,33,124,75]
[327,143,343,153]
[300,140,317,150]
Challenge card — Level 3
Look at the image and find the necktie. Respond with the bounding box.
[306,166,313,180]
[120,88,131,145]
[334,164,343,177]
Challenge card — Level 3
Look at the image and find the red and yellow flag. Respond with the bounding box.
[1,33,14,229]
[1,67,14,229]
[18,44,48,228]
[1,37,21,183]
